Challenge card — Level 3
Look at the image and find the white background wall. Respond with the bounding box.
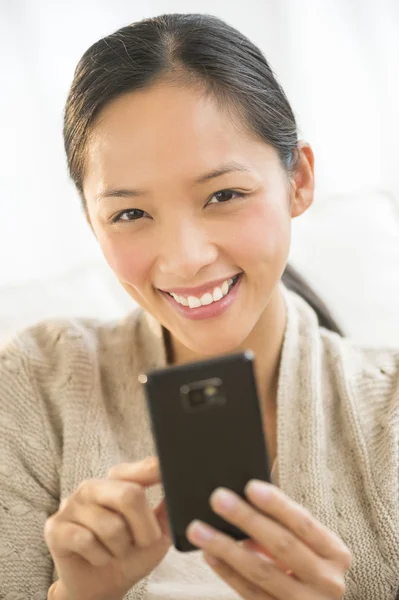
[1,0,398,346]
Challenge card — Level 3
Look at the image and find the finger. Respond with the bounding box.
[153,499,172,540]
[63,502,135,559]
[210,487,345,593]
[203,553,276,600]
[245,481,351,567]
[74,479,162,547]
[44,518,113,567]
[240,539,294,575]
[107,456,161,485]
[187,521,309,599]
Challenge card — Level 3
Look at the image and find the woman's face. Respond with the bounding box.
[83,83,302,356]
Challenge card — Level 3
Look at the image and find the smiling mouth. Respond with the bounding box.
[165,274,241,309]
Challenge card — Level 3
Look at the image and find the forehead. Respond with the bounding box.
[84,83,276,193]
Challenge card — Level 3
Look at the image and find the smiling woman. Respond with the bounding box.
[0,12,398,600]
[64,26,332,366]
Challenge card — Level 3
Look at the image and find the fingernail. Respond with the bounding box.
[211,488,236,511]
[188,520,214,543]
[245,480,271,500]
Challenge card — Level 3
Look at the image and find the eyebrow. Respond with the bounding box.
[95,161,252,203]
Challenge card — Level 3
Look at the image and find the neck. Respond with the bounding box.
[166,282,288,417]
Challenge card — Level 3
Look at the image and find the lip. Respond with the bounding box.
[160,273,243,321]
[160,273,241,297]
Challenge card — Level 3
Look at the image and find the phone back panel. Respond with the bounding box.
[144,352,270,552]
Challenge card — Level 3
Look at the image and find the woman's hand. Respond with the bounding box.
[44,457,172,600]
[186,480,352,600]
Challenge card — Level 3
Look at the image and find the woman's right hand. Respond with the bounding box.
[44,456,172,600]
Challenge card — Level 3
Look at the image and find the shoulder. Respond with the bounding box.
[287,287,399,411]
[319,328,399,439]
[320,328,399,407]
[0,317,99,382]
[320,329,399,519]
[0,310,143,398]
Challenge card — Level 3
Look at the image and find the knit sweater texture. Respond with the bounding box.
[0,285,398,599]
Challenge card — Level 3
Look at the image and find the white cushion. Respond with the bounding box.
[0,260,135,346]
[290,190,399,347]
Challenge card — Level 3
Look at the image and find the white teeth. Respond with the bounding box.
[168,275,238,308]
[200,292,214,305]
[212,287,223,302]
[171,293,188,306]
[188,296,201,308]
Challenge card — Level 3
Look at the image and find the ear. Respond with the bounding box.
[290,141,315,219]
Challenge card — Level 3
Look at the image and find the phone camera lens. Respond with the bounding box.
[189,389,206,407]
[181,378,224,412]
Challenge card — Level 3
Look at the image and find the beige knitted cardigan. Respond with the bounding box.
[0,285,398,599]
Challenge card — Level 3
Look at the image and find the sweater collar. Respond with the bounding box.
[276,284,325,501]
[138,283,321,496]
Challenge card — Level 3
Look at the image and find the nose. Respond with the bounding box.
[157,218,218,281]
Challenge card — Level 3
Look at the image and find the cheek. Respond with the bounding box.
[227,200,290,264]
[97,231,154,287]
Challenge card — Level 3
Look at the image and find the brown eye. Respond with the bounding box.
[207,190,242,205]
[112,209,146,223]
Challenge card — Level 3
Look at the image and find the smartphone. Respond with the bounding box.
[142,350,271,552]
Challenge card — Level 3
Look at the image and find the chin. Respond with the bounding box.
[182,328,251,357]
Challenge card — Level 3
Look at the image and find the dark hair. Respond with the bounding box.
[63,12,344,336]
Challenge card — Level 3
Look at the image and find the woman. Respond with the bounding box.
[1,13,398,600]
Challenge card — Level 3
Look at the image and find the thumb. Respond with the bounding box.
[107,456,161,486]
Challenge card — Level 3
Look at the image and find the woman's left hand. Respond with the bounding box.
[186,480,352,599]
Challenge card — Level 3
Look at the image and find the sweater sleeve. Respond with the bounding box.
[0,331,61,598]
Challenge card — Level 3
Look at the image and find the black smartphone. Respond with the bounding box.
[142,350,271,552]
